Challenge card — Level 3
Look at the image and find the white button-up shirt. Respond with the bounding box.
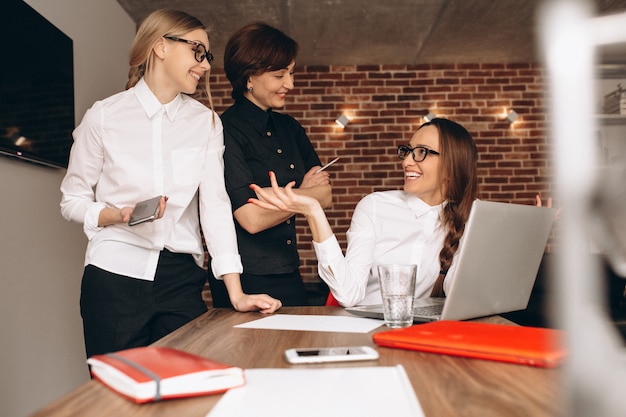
[60,78,242,280]
[313,190,458,307]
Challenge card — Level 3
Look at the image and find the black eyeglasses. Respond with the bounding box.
[163,36,214,64]
[397,144,440,162]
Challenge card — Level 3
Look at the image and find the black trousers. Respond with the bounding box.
[80,250,208,358]
[207,268,309,308]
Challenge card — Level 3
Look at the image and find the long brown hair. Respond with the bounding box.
[126,9,214,110]
[223,22,298,100]
[424,118,478,296]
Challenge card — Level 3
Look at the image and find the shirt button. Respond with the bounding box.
[286,240,292,245]
[277,149,283,154]
[286,219,291,224]
[289,164,295,169]
[266,131,272,137]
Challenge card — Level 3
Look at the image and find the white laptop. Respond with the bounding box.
[346,200,556,322]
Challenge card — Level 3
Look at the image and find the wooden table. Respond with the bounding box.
[30,307,561,417]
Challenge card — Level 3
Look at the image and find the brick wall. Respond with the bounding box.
[206,62,553,289]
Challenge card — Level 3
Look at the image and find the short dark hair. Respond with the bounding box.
[223,22,298,100]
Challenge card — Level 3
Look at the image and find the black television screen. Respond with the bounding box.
[0,0,74,168]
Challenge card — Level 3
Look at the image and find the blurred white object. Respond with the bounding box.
[539,1,626,416]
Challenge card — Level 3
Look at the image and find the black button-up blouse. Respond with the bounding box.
[221,97,322,275]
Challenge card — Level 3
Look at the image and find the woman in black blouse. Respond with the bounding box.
[207,22,332,306]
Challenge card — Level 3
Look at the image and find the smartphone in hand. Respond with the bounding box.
[128,196,162,226]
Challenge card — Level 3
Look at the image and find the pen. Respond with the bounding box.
[316,157,340,173]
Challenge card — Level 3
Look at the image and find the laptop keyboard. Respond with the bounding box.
[413,304,443,317]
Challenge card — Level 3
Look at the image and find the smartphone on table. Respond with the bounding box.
[284,345,379,364]
[128,196,162,226]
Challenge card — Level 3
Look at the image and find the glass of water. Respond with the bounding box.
[377,264,417,328]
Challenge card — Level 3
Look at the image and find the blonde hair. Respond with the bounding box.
[126,9,214,111]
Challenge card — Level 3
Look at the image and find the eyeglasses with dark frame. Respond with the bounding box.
[163,36,214,64]
[397,144,440,162]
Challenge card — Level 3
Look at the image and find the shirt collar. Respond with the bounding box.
[403,192,445,220]
[234,97,272,134]
[133,78,182,121]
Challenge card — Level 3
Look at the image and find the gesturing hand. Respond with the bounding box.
[248,171,320,216]
[535,194,561,221]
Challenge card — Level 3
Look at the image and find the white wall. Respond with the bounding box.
[0,1,134,416]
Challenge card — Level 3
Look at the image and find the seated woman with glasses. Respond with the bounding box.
[247,118,478,307]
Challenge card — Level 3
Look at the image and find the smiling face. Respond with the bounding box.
[161,28,211,98]
[245,61,296,110]
[402,125,445,206]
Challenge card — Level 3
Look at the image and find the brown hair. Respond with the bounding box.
[126,9,214,110]
[423,118,478,296]
[223,22,298,100]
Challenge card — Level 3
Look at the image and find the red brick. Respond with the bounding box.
[203,64,553,286]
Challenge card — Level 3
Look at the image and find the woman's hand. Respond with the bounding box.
[156,195,168,220]
[99,196,169,227]
[249,172,334,242]
[535,194,552,208]
[222,273,282,314]
[230,293,283,314]
[535,193,561,221]
[300,165,330,189]
[249,171,320,217]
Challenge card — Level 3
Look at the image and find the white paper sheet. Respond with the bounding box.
[234,314,383,333]
[206,366,425,417]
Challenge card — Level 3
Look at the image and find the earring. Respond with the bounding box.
[247,86,253,93]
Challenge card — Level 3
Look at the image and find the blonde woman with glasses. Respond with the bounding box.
[61,9,280,359]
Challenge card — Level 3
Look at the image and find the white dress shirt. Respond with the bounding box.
[60,78,242,281]
[313,190,458,307]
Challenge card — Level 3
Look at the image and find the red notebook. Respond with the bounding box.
[87,346,245,403]
[373,320,567,368]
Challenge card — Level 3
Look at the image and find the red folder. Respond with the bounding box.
[373,320,567,368]
[87,346,245,403]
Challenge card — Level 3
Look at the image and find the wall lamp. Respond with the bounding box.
[505,109,519,124]
[335,114,350,128]
[423,112,436,122]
